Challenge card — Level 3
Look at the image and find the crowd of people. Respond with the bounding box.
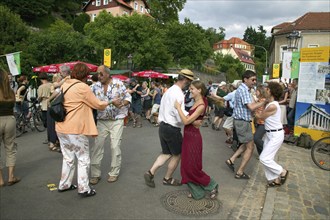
[0,64,297,199]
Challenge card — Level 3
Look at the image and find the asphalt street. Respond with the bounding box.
[0,119,259,219]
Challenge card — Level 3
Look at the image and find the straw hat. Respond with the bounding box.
[178,69,195,81]
[219,81,227,87]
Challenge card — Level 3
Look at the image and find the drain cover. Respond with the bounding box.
[161,190,221,216]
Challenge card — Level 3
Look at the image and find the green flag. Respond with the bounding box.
[291,51,300,79]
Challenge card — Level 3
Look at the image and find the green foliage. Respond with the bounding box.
[0,5,30,52]
[73,13,90,33]
[213,53,245,81]
[148,0,186,24]
[202,27,226,48]
[26,20,90,66]
[164,19,212,67]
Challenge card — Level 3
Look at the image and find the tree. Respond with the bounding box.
[147,0,186,24]
[213,53,244,82]
[85,12,171,70]
[164,19,212,68]
[26,20,90,66]
[73,13,90,33]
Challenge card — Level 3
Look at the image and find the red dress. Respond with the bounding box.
[181,102,210,186]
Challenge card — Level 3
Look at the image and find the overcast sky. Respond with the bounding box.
[179,0,329,39]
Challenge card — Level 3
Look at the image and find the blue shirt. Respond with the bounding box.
[223,90,236,108]
[232,83,253,121]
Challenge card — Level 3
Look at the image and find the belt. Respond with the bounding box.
[266,128,283,132]
[234,118,252,123]
[160,121,180,129]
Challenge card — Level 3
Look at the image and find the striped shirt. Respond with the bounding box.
[233,83,253,121]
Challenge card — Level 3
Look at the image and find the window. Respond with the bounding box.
[140,5,144,13]
[308,44,319,48]
[96,0,101,6]
[103,0,108,5]
[134,2,138,10]
[280,45,288,61]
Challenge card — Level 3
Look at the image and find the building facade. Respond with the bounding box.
[269,12,330,76]
[83,0,150,21]
[213,37,255,72]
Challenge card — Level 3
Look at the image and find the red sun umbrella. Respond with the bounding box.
[132,70,169,79]
[33,61,98,73]
[112,74,129,81]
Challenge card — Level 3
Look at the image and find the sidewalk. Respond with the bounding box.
[228,143,330,220]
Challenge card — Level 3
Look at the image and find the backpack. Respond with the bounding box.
[224,101,233,117]
[49,82,80,122]
[296,132,314,149]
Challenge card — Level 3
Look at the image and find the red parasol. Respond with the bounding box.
[32,61,98,73]
[132,70,169,79]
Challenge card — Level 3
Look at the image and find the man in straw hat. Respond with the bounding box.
[144,69,197,187]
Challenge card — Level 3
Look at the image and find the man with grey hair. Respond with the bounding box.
[52,65,71,89]
[90,65,131,184]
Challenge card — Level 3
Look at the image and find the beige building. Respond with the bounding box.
[83,0,150,21]
[213,37,255,72]
[269,12,330,76]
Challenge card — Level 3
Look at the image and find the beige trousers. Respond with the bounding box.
[90,119,124,178]
[0,116,17,168]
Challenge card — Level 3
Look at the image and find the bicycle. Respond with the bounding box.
[15,98,46,137]
[311,135,330,171]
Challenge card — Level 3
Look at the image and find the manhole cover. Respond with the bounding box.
[161,190,221,216]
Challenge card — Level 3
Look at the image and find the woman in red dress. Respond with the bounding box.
[175,80,218,200]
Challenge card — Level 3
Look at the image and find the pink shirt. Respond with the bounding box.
[55,79,108,136]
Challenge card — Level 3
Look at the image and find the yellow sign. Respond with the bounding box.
[300,46,329,62]
[104,49,111,67]
[273,63,280,78]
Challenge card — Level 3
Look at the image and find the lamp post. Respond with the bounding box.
[127,54,133,77]
[254,45,268,75]
[286,30,301,51]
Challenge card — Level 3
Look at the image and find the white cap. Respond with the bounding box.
[219,81,227,87]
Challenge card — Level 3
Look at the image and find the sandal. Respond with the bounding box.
[58,184,77,192]
[235,172,250,179]
[144,171,155,188]
[267,181,281,187]
[210,185,219,199]
[280,170,289,184]
[225,159,235,172]
[8,177,21,186]
[163,177,182,186]
[50,146,61,153]
[78,189,96,197]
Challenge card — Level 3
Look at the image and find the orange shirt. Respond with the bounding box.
[55,79,108,136]
[255,98,266,125]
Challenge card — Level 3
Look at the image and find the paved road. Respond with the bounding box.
[0,119,259,219]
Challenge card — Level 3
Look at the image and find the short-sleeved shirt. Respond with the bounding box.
[37,83,52,111]
[232,83,253,121]
[92,79,131,120]
[158,84,187,128]
[223,90,236,108]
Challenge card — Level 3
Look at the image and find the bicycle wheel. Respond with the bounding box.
[15,114,25,137]
[33,109,46,132]
[311,136,330,171]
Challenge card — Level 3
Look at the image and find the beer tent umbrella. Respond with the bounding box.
[32,61,98,73]
[131,70,169,79]
[112,74,129,81]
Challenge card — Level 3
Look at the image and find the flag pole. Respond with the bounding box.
[0,51,22,57]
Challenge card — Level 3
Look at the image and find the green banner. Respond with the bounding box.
[291,51,300,78]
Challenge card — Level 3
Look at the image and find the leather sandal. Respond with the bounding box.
[78,189,96,198]
[162,177,182,186]
[8,177,21,186]
[58,184,77,192]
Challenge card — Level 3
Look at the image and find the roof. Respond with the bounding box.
[233,48,255,65]
[273,12,330,35]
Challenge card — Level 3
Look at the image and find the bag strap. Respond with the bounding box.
[63,81,81,95]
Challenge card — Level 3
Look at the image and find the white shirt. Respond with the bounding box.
[158,84,187,128]
[265,101,283,130]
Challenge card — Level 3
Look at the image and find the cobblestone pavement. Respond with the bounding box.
[228,143,330,220]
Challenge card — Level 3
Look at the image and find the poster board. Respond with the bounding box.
[294,46,330,140]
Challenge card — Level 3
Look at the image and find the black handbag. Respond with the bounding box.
[49,82,80,122]
[224,101,233,117]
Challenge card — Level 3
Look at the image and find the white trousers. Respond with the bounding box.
[259,130,284,181]
[57,133,90,193]
[90,119,124,178]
